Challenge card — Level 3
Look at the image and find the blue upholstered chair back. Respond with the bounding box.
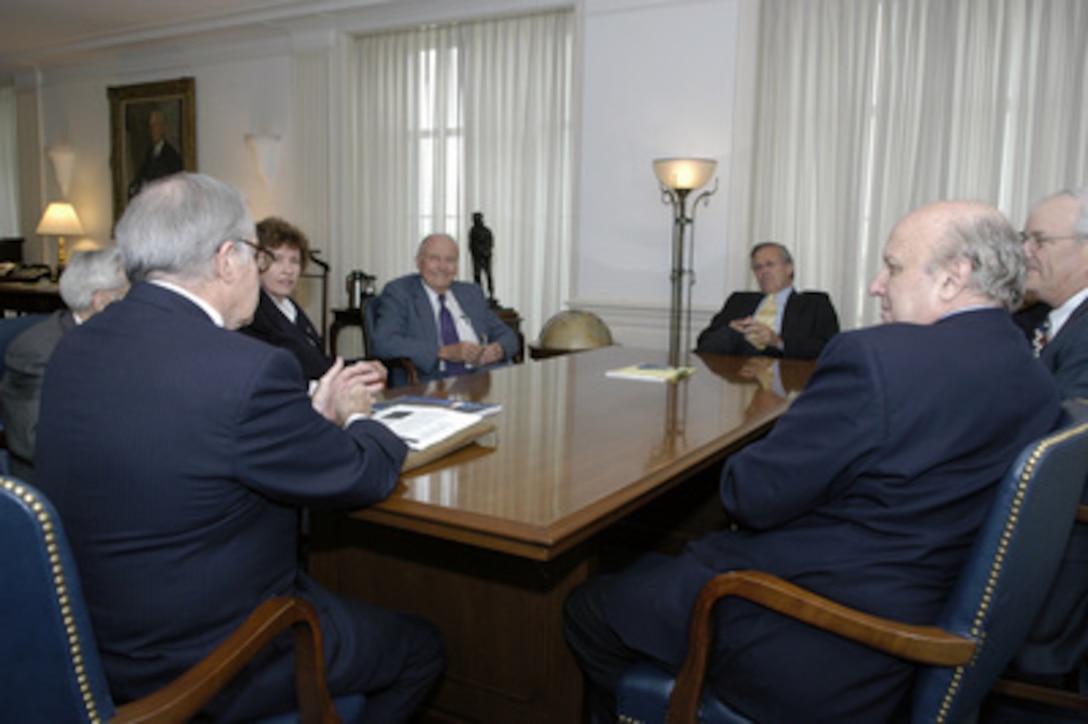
[0,476,366,723]
[0,477,117,722]
[913,404,1088,721]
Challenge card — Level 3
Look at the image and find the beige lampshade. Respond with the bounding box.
[36,202,84,237]
[652,158,717,191]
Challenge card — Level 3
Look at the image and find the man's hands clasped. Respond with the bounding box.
[312,358,388,425]
[440,341,504,368]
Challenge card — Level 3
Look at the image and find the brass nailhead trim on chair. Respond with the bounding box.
[2,478,103,723]
[935,420,1088,723]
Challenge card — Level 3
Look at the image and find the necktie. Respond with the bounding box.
[439,294,467,375]
[1032,318,1051,358]
[752,294,778,350]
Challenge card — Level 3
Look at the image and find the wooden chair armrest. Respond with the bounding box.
[667,570,977,724]
[388,358,419,387]
[991,678,1088,710]
[112,596,339,724]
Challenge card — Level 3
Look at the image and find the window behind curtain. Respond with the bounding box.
[0,84,19,236]
[745,0,1088,329]
[350,10,574,335]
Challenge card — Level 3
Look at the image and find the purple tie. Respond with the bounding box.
[439,294,466,375]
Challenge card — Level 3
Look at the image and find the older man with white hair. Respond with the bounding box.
[1020,186,1088,398]
[0,246,129,479]
[35,172,443,722]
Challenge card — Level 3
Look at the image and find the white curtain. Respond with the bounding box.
[350,10,574,337]
[0,84,19,236]
[747,0,1088,329]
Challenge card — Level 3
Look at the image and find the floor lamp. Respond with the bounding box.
[653,158,717,367]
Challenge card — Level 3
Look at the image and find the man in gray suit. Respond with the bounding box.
[1021,186,1088,399]
[370,233,519,385]
[0,247,128,479]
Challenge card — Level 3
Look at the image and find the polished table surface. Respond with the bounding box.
[357,346,814,560]
[317,347,814,723]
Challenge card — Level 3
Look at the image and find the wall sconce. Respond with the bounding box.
[653,157,718,366]
[245,132,281,189]
[36,201,84,279]
[47,145,76,199]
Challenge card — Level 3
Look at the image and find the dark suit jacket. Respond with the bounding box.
[139,140,183,183]
[35,282,408,716]
[0,309,74,462]
[604,309,1061,721]
[370,274,518,381]
[695,290,840,359]
[241,289,331,380]
[1040,296,1088,399]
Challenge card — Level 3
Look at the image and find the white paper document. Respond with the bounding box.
[371,404,485,451]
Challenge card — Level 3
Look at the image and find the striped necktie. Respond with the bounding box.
[1032,318,1051,358]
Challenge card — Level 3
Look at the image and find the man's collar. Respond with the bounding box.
[770,286,794,304]
[150,279,225,327]
[1048,287,1088,335]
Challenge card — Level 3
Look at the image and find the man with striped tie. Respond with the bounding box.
[1021,186,1088,399]
[696,241,840,360]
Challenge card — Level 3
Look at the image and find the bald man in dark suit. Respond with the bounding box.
[565,202,1061,722]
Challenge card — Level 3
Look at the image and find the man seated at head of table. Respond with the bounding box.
[1020,185,1088,399]
[563,200,1061,722]
[0,246,129,481]
[695,241,840,360]
[35,172,443,722]
[369,232,519,386]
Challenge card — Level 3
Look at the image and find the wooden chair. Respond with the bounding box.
[0,477,363,723]
[615,406,1088,724]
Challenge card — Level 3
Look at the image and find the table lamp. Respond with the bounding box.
[36,201,83,279]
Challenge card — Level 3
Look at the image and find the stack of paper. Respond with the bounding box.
[371,403,498,472]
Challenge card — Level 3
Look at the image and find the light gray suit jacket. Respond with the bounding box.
[370,274,518,382]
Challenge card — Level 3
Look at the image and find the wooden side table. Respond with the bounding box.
[329,305,366,359]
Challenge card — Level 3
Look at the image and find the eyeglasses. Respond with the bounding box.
[1019,231,1088,247]
[235,239,274,272]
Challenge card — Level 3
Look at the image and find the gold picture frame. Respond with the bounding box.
[108,77,196,225]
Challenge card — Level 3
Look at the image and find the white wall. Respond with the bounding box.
[576,0,743,347]
[17,0,752,350]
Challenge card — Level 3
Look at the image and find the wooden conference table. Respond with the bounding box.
[310,347,814,723]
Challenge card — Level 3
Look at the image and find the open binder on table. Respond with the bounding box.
[372,403,498,472]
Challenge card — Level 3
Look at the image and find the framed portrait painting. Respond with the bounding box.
[108,77,196,225]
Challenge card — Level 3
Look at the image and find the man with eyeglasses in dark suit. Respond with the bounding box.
[1019,186,1088,399]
